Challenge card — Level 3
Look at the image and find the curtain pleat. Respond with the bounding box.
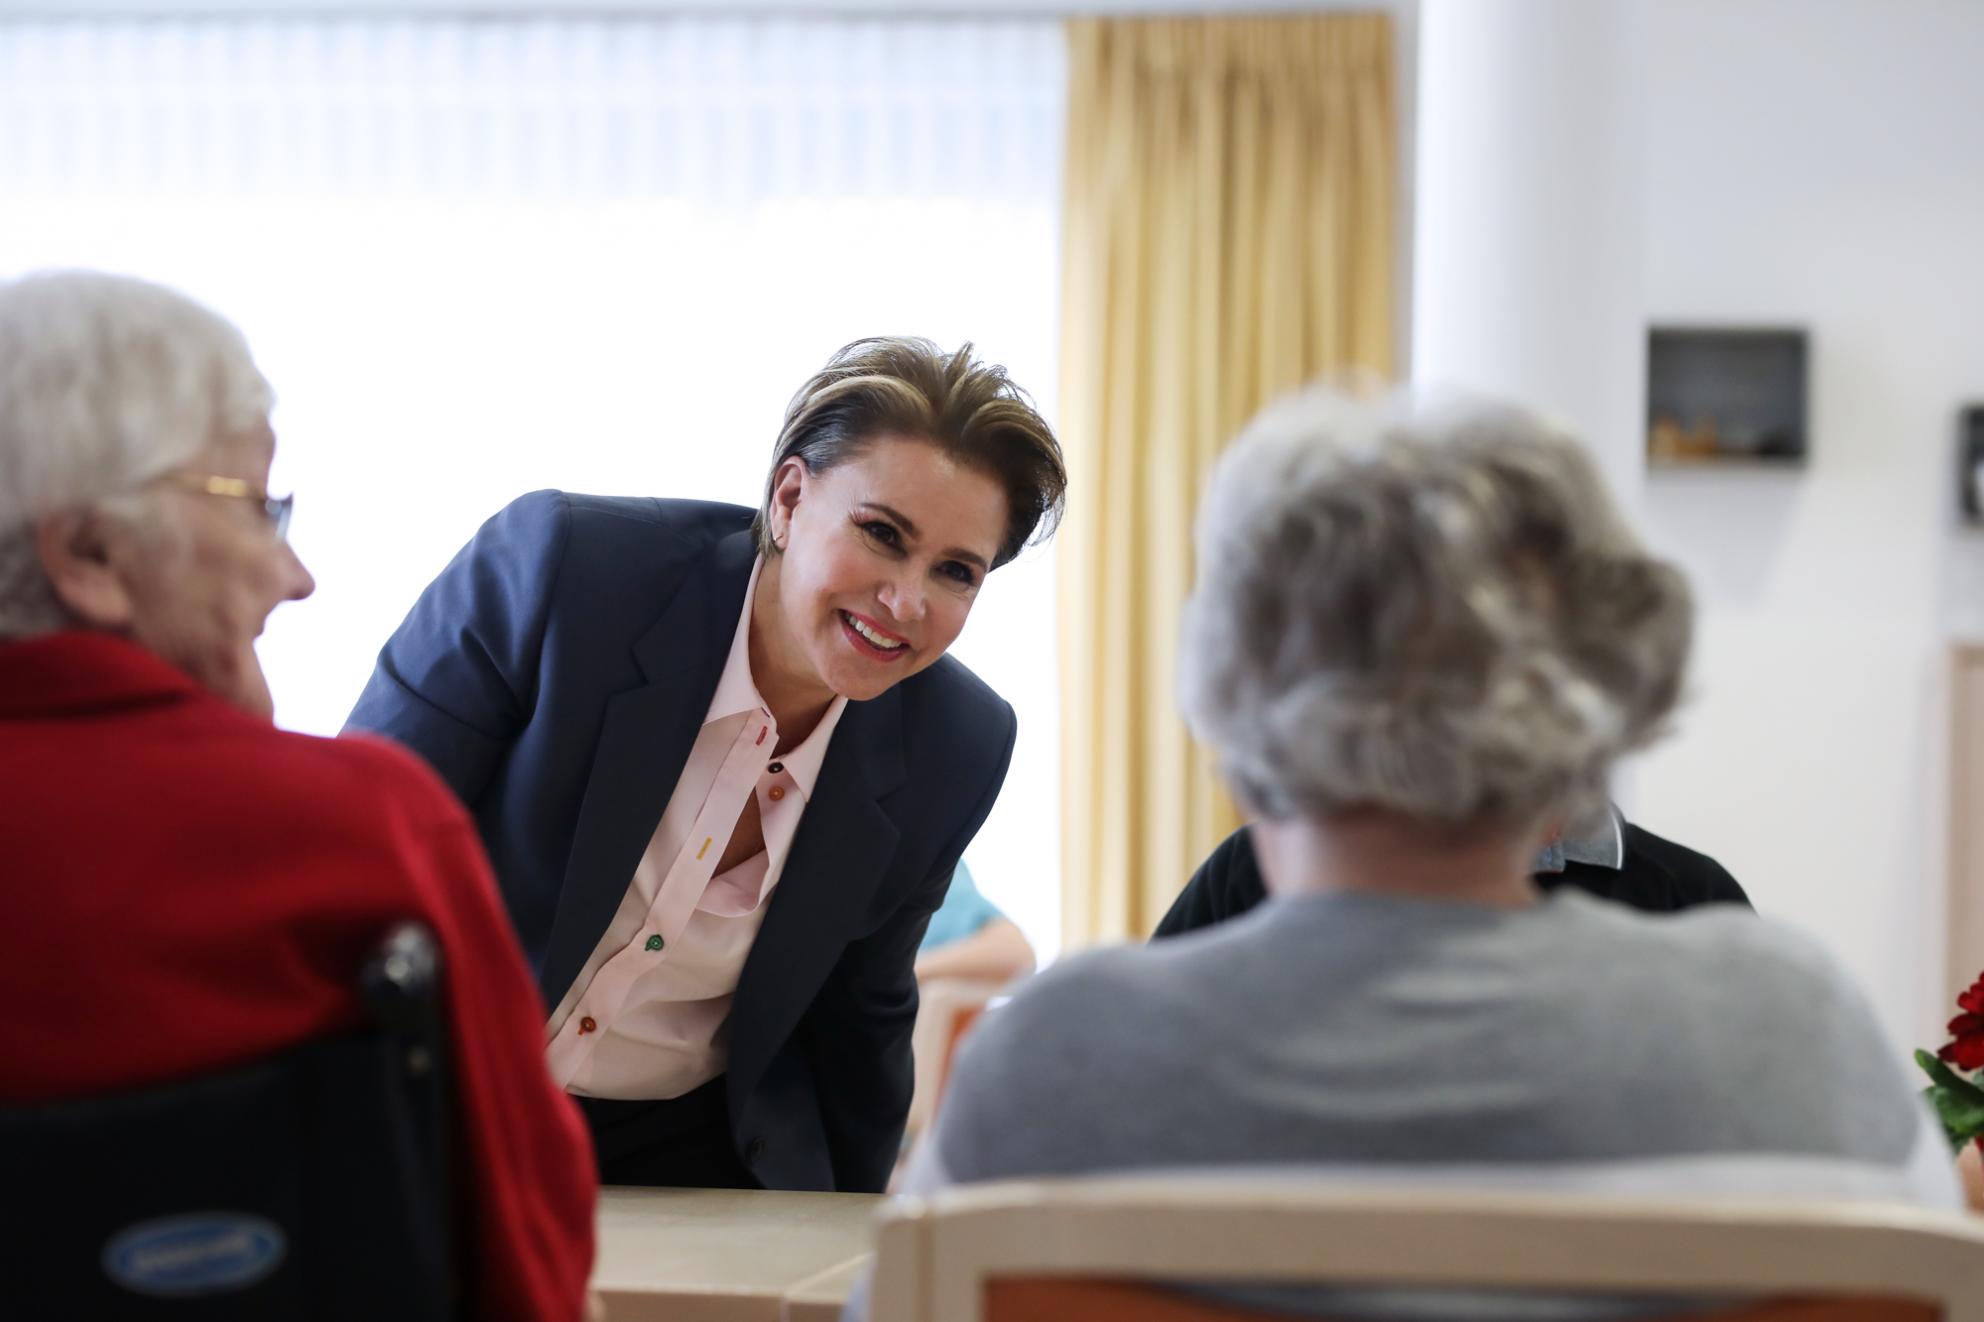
[1058,14,1396,946]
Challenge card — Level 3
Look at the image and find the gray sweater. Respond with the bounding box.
[859,890,1955,1321]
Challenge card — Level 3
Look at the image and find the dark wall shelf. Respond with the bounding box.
[1647,327,1809,468]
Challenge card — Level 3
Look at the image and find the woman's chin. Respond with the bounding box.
[208,648,278,721]
[824,670,892,703]
[819,650,918,703]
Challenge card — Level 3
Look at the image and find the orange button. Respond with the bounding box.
[768,786,785,802]
[578,1016,597,1035]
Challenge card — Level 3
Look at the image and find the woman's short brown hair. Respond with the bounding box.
[754,337,1066,568]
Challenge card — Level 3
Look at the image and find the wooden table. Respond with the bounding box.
[592,1186,885,1322]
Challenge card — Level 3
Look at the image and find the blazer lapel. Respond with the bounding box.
[726,683,908,1101]
[535,531,757,1008]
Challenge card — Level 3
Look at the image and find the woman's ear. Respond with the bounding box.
[766,458,809,551]
[35,509,138,629]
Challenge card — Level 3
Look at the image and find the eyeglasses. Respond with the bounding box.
[157,473,295,542]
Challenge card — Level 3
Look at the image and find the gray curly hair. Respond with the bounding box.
[0,270,272,640]
[1178,387,1692,830]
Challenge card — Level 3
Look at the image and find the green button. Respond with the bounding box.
[645,934,664,952]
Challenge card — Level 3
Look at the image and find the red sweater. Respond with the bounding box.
[0,632,596,1320]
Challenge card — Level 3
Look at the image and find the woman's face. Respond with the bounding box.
[760,435,1007,705]
[47,420,316,720]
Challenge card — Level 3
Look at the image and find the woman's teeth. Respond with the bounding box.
[843,611,905,650]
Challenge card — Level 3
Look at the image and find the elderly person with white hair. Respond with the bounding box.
[857,388,1959,1320]
[0,270,596,1319]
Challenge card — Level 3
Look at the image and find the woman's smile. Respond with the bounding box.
[839,608,911,661]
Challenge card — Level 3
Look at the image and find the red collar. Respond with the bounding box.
[0,632,206,717]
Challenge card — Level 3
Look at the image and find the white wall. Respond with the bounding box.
[1412,0,1645,505]
[1631,0,1984,1047]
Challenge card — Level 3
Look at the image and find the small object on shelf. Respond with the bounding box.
[1647,326,1808,468]
[1959,405,1984,525]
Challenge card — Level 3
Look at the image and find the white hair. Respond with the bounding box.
[1178,386,1692,830]
[0,270,272,638]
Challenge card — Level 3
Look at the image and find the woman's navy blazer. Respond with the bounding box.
[345,489,1016,1192]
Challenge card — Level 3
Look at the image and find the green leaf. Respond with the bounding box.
[1915,1049,1984,1151]
[1915,1048,1984,1097]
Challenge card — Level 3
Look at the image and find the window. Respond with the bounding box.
[0,15,1066,953]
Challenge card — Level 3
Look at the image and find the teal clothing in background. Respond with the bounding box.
[919,861,1006,952]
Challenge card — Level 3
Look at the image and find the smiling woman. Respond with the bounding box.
[750,337,1062,718]
[755,438,1007,706]
[344,336,1065,1194]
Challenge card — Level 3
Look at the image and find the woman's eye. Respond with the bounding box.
[940,561,978,587]
[861,521,901,547]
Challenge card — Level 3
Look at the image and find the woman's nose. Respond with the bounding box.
[283,544,317,603]
[878,571,926,623]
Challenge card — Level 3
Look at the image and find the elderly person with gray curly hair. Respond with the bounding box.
[0,270,597,1319]
[859,388,1958,1320]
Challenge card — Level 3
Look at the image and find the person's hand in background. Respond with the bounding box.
[913,917,1035,986]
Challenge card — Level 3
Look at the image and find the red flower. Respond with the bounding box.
[1940,974,1984,1071]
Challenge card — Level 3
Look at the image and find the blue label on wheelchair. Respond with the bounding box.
[102,1213,287,1296]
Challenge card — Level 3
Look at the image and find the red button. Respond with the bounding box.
[578,1016,597,1035]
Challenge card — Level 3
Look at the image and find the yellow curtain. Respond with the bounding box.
[1058,14,1396,947]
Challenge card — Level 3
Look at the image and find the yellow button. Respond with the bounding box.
[768,786,785,802]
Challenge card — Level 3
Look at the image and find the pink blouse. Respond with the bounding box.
[544,558,846,1099]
